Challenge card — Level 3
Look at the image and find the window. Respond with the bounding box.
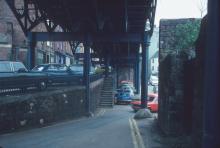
[37,52,44,64]
[32,65,45,72]
[13,62,26,72]
[148,96,155,102]
[0,63,11,72]
[47,65,58,71]
[58,65,67,71]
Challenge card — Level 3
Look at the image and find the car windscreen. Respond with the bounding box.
[32,65,45,71]
[0,63,11,72]
[148,96,155,102]
[13,62,27,72]
[124,90,131,93]
[69,66,83,72]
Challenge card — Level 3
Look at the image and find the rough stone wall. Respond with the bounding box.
[159,53,188,136]
[0,79,103,134]
[90,78,104,113]
[159,18,198,61]
[190,16,207,148]
[158,18,199,136]
[159,17,206,148]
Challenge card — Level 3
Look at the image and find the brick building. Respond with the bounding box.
[0,0,74,66]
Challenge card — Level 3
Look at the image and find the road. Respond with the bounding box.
[0,105,136,148]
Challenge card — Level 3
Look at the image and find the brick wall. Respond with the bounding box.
[0,0,73,64]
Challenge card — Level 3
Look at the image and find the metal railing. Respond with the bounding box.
[0,73,104,96]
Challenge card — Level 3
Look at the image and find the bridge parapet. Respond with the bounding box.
[0,78,103,134]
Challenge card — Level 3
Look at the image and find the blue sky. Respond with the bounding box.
[155,0,207,26]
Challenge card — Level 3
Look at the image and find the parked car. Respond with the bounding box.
[0,61,48,90]
[32,63,83,85]
[69,64,95,75]
[149,75,158,86]
[119,80,136,93]
[115,86,135,104]
[130,93,158,112]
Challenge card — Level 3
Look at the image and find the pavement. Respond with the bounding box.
[0,105,142,148]
[0,105,175,148]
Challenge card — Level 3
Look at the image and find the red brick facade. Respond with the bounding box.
[0,0,74,66]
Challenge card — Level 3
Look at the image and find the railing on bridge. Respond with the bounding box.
[0,73,104,96]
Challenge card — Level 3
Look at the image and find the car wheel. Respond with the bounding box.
[38,81,47,90]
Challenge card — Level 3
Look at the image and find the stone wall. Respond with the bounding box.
[0,79,103,134]
[90,79,104,112]
[158,17,206,148]
[158,53,188,136]
[159,18,198,61]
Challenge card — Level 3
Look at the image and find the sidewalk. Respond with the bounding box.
[135,115,191,148]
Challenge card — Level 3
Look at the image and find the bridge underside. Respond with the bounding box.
[6,0,156,57]
[6,0,156,114]
[4,0,220,147]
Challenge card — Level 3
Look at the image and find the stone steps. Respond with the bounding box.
[99,77,114,108]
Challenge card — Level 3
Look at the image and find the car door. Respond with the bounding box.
[57,65,71,83]
[12,62,33,88]
[0,62,15,89]
[53,65,70,83]
[45,64,70,84]
[45,64,59,84]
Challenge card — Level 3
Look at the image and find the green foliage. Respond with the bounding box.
[95,67,105,74]
[171,20,201,51]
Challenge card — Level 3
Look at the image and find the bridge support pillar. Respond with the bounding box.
[83,36,92,116]
[141,36,150,108]
[134,49,140,94]
[27,32,36,70]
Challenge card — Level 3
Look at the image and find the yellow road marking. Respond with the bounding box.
[129,117,145,148]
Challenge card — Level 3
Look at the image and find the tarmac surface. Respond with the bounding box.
[0,105,139,148]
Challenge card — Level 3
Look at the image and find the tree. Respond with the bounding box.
[170,20,201,55]
[197,0,208,17]
[174,20,201,49]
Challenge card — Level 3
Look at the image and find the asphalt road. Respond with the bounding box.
[0,105,136,148]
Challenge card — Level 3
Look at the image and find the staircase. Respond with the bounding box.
[99,76,114,108]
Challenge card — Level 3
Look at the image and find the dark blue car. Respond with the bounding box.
[32,64,83,85]
[0,61,48,91]
[115,87,134,104]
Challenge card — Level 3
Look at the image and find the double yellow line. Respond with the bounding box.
[129,118,145,148]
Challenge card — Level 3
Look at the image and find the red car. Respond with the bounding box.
[130,93,158,112]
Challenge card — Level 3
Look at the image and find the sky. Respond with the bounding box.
[155,0,207,26]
